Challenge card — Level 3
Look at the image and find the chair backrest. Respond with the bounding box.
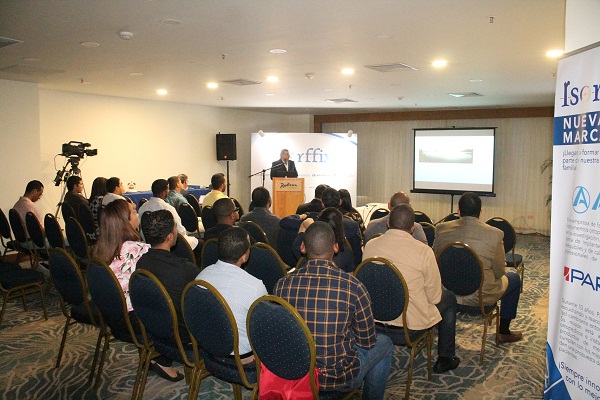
[0,208,14,242]
[77,204,96,237]
[241,221,269,244]
[130,269,177,341]
[201,206,217,230]
[182,280,237,357]
[137,197,148,210]
[8,209,28,243]
[231,197,244,219]
[247,295,317,390]
[275,227,297,267]
[185,193,202,216]
[61,202,77,223]
[419,221,436,247]
[171,233,196,265]
[49,248,88,307]
[245,243,287,294]
[368,208,389,223]
[25,212,47,250]
[436,241,483,297]
[414,210,433,224]
[438,213,459,224]
[44,213,66,249]
[65,217,90,259]
[201,238,219,269]
[354,257,407,323]
[178,202,199,233]
[486,217,516,254]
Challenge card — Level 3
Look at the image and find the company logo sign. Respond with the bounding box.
[296,148,329,163]
[572,186,591,214]
[564,266,600,292]
[561,81,600,108]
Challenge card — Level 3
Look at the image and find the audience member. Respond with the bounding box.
[202,173,228,207]
[178,173,189,195]
[92,199,182,382]
[270,148,298,179]
[239,187,280,245]
[274,222,393,399]
[363,191,427,244]
[138,179,199,252]
[322,187,362,267]
[339,188,365,236]
[102,177,127,206]
[296,184,328,214]
[363,204,460,373]
[88,177,107,240]
[196,227,267,355]
[138,210,199,344]
[203,198,241,241]
[63,175,89,209]
[13,180,44,231]
[165,175,189,210]
[433,192,523,343]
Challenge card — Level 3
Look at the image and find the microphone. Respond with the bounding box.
[272,162,284,168]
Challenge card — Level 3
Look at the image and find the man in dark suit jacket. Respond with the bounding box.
[296,184,329,214]
[270,149,298,179]
[432,192,522,344]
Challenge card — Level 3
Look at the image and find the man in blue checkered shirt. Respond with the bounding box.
[274,222,393,399]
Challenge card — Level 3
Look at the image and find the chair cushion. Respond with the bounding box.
[457,303,497,315]
[0,262,24,274]
[375,322,426,345]
[0,269,44,289]
[506,253,523,267]
[203,352,257,385]
[70,303,96,324]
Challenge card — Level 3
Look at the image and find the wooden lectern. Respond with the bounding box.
[272,178,304,218]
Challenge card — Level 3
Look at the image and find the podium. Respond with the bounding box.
[272,178,304,218]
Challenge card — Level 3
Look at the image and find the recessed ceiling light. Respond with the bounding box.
[266,76,279,83]
[22,57,40,62]
[80,41,100,47]
[432,59,447,68]
[375,33,392,40]
[207,82,218,89]
[266,93,275,96]
[129,72,143,76]
[546,49,564,58]
[270,48,287,54]
[448,93,465,98]
[341,68,354,75]
[156,89,168,95]
[161,18,182,25]
[322,88,333,92]
[469,79,483,83]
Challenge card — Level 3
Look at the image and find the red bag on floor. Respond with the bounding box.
[258,363,320,400]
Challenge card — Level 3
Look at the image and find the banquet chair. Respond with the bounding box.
[171,233,197,265]
[486,217,525,292]
[419,222,436,247]
[414,210,434,225]
[245,243,286,294]
[130,270,202,399]
[25,212,51,269]
[185,193,202,216]
[44,213,69,251]
[241,221,269,245]
[77,204,97,243]
[65,217,91,269]
[137,197,148,210]
[367,208,389,223]
[87,259,155,398]
[61,202,77,223]
[201,238,219,269]
[354,257,432,399]
[8,209,36,267]
[0,258,48,327]
[275,227,297,268]
[438,213,459,224]
[182,280,257,400]
[201,206,217,231]
[0,208,20,259]
[231,197,245,219]
[436,241,499,364]
[178,203,199,234]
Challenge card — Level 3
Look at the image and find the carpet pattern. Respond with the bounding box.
[0,234,549,399]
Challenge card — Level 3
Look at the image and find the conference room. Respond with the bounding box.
[0,1,593,399]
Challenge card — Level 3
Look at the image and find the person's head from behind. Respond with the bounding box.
[389,191,410,209]
[321,187,341,209]
[302,221,337,261]
[251,186,271,208]
[458,192,482,218]
[318,207,345,251]
[106,177,124,195]
[314,184,329,199]
[141,209,177,248]
[211,173,226,192]
[168,176,181,191]
[338,189,353,212]
[96,199,140,262]
[24,180,44,202]
[90,177,107,198]
[151,179,169,198]
[178,173,189,189]
[388,204,415,232]
[213,198,238,224]
[217,226,250,266]
[67,175,83,194]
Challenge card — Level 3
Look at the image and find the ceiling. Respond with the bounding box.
[0,0,565,115]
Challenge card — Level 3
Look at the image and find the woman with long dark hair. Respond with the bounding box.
[339,188,365,236]
[88,177,107,240]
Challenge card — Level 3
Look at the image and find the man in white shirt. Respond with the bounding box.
[102,177,127,206]
[202,173,228,207]
[139,179,199,252]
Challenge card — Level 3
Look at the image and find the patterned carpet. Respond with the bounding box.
[0,234,549,399]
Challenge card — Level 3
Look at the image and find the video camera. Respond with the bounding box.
[61,141,98,158]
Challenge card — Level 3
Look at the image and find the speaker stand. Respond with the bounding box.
[226,160,230,197]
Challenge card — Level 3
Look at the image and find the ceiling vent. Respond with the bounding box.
[325,98,358,103]
[0,36,22,50]
[221,79,263,86]
[447,92,483,98]
[364,62,417,72]
[0,65,66,76]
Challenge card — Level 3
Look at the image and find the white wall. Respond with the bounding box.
[565,0,600,53]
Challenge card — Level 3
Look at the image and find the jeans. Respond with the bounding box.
[342,334,394,400]
[375,288,457,358]
[500,271,521,320]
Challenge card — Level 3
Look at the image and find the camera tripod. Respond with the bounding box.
[54,157,83,218]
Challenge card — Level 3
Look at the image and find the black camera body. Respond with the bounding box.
[61,141,98,158]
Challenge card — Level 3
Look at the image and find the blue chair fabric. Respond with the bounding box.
[201,206,217,231]
[245,243,286,294]
[275,227,297,268]
[241,221,269,244]
[44,213,68,250]
[0,208,21,259]
[201,238,219,269]
[486,217,525,291]
[65,217,90,268]
[178,203,199,234]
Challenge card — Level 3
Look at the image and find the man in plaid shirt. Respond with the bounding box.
[274,222,393,399]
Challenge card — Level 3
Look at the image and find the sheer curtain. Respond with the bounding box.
[324,117,553,235]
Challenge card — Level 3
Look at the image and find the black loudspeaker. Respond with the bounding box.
[216,133,237,160]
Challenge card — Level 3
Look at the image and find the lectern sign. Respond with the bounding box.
[277,181,301,191]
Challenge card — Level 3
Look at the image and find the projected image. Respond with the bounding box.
[419,148,473,163]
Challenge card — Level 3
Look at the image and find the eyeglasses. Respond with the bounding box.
[233,207,240,214]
